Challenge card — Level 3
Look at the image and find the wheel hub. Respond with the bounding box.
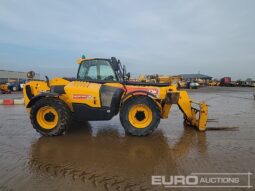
[135,111,145,121]
[36,106,59,129]
[128,104,153,128]
[44,112,55,122]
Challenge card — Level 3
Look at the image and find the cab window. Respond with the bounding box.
[100,64,116,81]
[77,60,117,81]
[87,65,97,80]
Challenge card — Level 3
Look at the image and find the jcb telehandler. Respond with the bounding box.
[23,56,208,136]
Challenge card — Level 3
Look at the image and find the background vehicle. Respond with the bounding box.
[220,77,235,86]
[23,56,208,137]
[0,83,11,94]
[208,81,220,86]
[7,82,21,91]
[187,82,199,89]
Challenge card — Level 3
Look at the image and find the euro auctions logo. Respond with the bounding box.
[152,175,198,186]
[152,172,253,188]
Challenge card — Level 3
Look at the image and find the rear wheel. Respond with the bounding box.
[120,96,160,136]
[30,98,71,136]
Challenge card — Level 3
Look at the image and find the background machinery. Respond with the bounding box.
[23,57,208,136]
[0,83,11,94]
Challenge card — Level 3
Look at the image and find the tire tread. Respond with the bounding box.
[30,98,71,136]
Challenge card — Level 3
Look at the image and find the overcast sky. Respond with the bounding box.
[0,0,254,80]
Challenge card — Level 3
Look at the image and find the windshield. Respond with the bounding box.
[77,59,117,81]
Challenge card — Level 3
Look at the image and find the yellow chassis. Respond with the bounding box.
[24,78,208,131]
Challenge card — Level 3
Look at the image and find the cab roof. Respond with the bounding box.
[76,58,111,64]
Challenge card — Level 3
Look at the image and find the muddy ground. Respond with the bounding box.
[0,87,254,191]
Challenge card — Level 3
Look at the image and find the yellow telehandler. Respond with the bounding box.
[23,56,208,136]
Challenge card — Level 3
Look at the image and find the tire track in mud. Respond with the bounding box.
[0,141,155,191]
[0,118,158,191]
[0,185,14,191]
[28,158,155,191]
[0,144,29,190]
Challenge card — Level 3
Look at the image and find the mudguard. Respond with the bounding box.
[121,90,157,104]
[26,92,59,108]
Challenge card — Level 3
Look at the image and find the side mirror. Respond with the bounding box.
[27,71,35,79]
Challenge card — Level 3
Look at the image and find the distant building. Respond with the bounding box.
[0,70,40,83]
[179,74,213,82]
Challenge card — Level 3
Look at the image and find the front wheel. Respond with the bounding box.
[120,96,160,136]
[30,98,71,136]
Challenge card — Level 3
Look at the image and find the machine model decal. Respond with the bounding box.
[73,94,93,100]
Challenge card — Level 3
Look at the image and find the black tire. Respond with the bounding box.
[120,96,160,136]
[30,98,71,136]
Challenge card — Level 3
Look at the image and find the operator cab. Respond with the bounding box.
[77,57,126,82]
